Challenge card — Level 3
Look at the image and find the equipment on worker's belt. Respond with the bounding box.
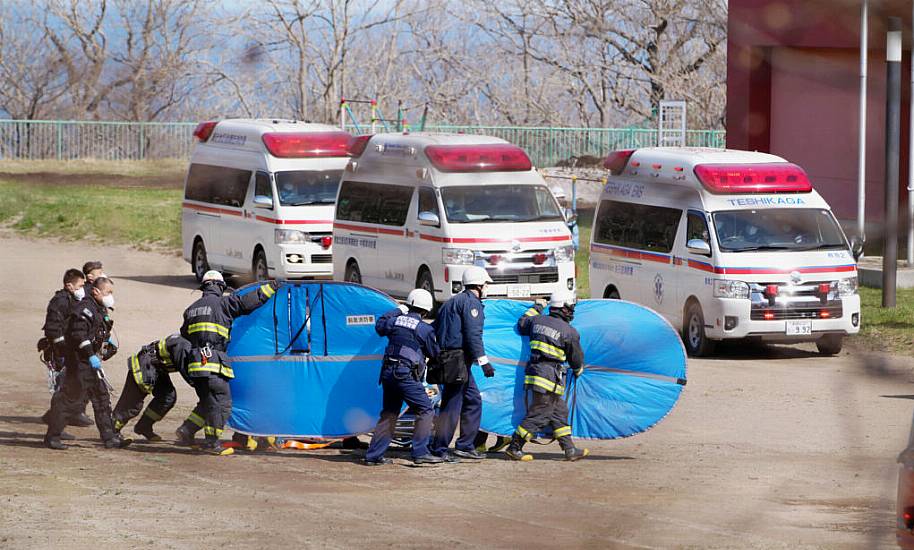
[37,337,62,393]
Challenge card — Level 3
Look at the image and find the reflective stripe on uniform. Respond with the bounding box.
[261,284,275,298]
[515,425,533,441]
[553,425,572,438]
[187,361,234,379]
[52,336,65,344]
[203,426,224,437]
[524,374,564,395]
[130,355,153,394]
[157,338,173,366]
[530,340,566,361]
[78,340,92,349]
[114,419,125,431]
[523,307,539,317]
[187,412,205,427]
[143,408,163,421]
[187,322,230,339]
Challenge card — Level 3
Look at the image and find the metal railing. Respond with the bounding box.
[0,119,725,167]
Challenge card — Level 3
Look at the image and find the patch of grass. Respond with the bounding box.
[0,180,182,250]
[0,159,185,178]
[575,208,593,297]
[856,286,914,354]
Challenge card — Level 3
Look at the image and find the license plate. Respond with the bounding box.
[507,284,531,298]
[785,320,812,336]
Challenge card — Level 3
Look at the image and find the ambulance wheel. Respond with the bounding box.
[345,261,362,284]
[683,301,715,357]
[816,334,843,355]
[252,248,269,281]
[192,239,210,282]
[603,286,620,299]
[416,268,438,315]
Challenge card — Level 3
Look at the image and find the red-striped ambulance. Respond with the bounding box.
[181,119,351,281]
[589,147,862,356]
[332,133,576,307]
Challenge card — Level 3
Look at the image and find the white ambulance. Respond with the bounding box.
[332,133,576,304]
[589,147,862,356]
[181,119,351,281]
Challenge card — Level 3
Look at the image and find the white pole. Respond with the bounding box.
[858,0,869,244]
[909,0,914,265]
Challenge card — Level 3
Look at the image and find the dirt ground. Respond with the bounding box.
[0,232,912,549]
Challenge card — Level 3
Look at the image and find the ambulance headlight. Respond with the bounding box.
[275,229,309,244]
[442,248,475,265]
[713,279,749,299]
[838,276,858,297]
[553,245,575,263]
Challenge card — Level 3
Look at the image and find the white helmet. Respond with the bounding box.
[550,186,566,200]
[549,289,576,309]
[202,270,224,284]
[462,266,493,286]
[406,288,434,312]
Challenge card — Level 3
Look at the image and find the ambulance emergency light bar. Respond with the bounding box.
[262,131,352,158]
[193,121,218,141]
[424,144,532,172]
[693,163,812,194]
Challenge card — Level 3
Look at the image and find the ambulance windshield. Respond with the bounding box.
[440,185,563,223]
[712,209,847,252]
[275,170,342,206]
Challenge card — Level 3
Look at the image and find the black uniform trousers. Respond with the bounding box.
[47,362,115,441]
[178,373,232,445]
[112,371,176,433]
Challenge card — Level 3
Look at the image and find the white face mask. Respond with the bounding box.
[101,294,115,309]
[73,287,86,301]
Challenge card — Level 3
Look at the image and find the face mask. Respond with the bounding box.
[101,294,115,309]
[479,285,488,299]
[73,287,86,300]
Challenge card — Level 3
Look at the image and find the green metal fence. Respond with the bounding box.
[0,119,725,167]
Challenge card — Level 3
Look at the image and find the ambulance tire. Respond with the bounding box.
[192,239,210,283]
[345,261,362,284]
[252,248,269,281]
[416,268,438,315]
[815,334,843,355]
[683,301,715,357]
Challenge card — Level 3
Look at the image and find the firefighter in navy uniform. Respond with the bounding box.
[429,266,495,462]
[44,277,128,450]
[364,289,444,466]
[505,290,589,462]
[112,334,193,442]
[39,268,91,432]
[174,271,279,455]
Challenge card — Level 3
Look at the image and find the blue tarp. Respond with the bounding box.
[226,283,686,440]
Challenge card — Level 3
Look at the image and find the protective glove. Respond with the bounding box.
[481,362,495,378]
[573,367,584,378]
[107,335,118,350]
[397,304,409,314]
[534,298,548,309]
[269,279,282,291]
[88,355,102,370]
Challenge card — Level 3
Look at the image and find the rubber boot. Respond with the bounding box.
[134,418,162,442]
[504,436,533,462]
[175,425,196,447]
[488,436,511,453]
[104,434,133,449]
[44,436,66,450]
[564,447,590,461]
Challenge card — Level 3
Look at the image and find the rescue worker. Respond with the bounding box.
[505,290,589,461]
[112,334,193,442]
[551,186,579,251]
[44,277,129,450]
[429,266,495,461]
[364,289,444,466]
[82,260,105,285]
[174,271,280,455]
[39,268,91,432]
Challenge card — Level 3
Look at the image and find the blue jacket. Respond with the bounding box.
[432,290,486,362]
[375,308,440,368]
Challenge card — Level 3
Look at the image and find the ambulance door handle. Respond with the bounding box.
[196,211,220,219]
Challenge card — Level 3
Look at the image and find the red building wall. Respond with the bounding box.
[727,0,913,224]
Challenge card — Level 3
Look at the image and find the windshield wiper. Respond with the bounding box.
[520,214,563,222]
[791,243,848,252]
[724,245,795,252]
[287,200,333,206]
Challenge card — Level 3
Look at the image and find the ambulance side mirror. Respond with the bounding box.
[418,211,440,227]
[686,239,711,256]
[253,195,274,209]
[849,236,864,261]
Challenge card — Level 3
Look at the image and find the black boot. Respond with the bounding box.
[504,435,532,462]
[104,434,132,449]
[68,412,92,427]
[134,419,162,442]
[44,436,66,450]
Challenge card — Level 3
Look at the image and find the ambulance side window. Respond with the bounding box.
[185,163,251,208]
[418,188,440,225]
[336,181,412,226]
[686,212,711,246]
[594,199,681,253]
